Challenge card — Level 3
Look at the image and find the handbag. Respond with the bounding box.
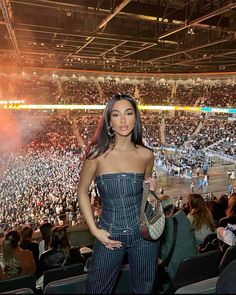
[140,183,165,240]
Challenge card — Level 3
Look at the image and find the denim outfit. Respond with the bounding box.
[86,172,159,294]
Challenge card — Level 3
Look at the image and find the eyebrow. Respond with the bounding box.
[111,107,134,112]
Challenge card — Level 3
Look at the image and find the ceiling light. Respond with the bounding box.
[66,10,72,17]
[188,27,195,35]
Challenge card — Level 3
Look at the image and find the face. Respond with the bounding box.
[110,99,136,138]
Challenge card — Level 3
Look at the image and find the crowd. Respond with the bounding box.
[0,75,235,107]
[164,115,200,148]
[0,90,235,292]
[0,109,235,231]
[0,189,236,293]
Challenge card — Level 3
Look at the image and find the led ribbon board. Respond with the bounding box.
[0,104,236,113]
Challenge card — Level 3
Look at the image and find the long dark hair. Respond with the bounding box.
[3,230,22,277]
[51,226,70,256]
[40,222,52,251]
[188,193,215,231]
[86,94,144,159]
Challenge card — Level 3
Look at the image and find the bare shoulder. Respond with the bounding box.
[136,145,154,160]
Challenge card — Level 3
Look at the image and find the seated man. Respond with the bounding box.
[159,195,199,291]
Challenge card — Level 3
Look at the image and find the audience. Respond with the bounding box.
[159,195,198,291]
[219,193,236,227]
[38,222,52,259]
[20,226,39,265]
[36,225,84,288]
[207,199,226,227]
[0,229,36,280]
[187,194,215,245]
[0,230,4,254]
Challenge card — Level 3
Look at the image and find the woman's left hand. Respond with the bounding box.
[144,176,157,192]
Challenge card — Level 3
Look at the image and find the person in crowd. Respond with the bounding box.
[187,193,215,245]
[38,222,52,259]
[160,186,164,195]
[227,169,232,181]
[199,178,204,191]
[36,225,84,281]
[77,94,158,294]
[20,225,39,265]
[207,199,226,228]
[228,183,234,195]
[218,194,228,216]
[0,229,36,280]
[196,166,200,177]
[219,193,236,227]
[203,174,209,186]
[0,229,4,254]
[190,181,195,193]
[159,195,198,291]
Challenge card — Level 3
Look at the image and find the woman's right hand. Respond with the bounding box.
[93,228,122,250]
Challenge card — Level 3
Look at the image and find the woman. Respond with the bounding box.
[219,193,236,227]
[187,193,215,246]
[77,94,158,294]
[0,229,36,280]
[20,225,39,265]
[38,222,52,259]
[36,225,84,280]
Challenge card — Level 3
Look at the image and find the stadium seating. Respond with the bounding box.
[43,262,84,290]
[168,249,221,293]
[0,274,36,294]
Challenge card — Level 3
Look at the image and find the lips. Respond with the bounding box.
[119,126,128,131]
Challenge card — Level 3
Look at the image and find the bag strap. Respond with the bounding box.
[140,183,162,223]
[161,217,178,267]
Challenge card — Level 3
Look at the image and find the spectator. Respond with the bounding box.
[207,200,226,228]
[20,225,39,265]
[159,195,198,291]
[190,181,195,193]
[219,193,236,227]
[36,225,84,287]
[38,222,52,259]
[0,229,4,254]
[187,193,215,245]
[0,229,36,279]
[218,194,228,216]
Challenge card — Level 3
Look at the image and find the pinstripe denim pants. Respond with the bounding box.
[86,173,159,294]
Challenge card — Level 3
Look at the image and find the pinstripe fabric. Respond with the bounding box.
[86,173,159,294]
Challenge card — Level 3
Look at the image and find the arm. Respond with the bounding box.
[77,158,122,250]
[144,149,157,192]
[77,158,99,236]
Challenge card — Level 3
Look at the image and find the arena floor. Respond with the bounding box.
[157,163,235,205]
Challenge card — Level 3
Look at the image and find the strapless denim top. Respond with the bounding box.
[95,172,152,231]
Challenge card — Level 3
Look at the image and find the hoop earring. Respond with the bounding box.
[107,126,115,137]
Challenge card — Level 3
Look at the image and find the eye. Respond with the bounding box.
[112,113,119,117]
[127,112,134,116]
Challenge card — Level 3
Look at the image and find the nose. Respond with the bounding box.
[121,114,126,123]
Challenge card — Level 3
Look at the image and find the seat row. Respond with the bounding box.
[1,244,236,294]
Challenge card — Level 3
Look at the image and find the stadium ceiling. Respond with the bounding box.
[0,0,236,74]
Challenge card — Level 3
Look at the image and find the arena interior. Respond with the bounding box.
[0,0,236,293]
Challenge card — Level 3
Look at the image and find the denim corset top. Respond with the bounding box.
[95,172,151,230]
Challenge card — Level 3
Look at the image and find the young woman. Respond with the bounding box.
[187,193,215,245]
[0,229,36,279]
[77,94,158,294]
[38,222,52,259]
[36,225,84,288]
